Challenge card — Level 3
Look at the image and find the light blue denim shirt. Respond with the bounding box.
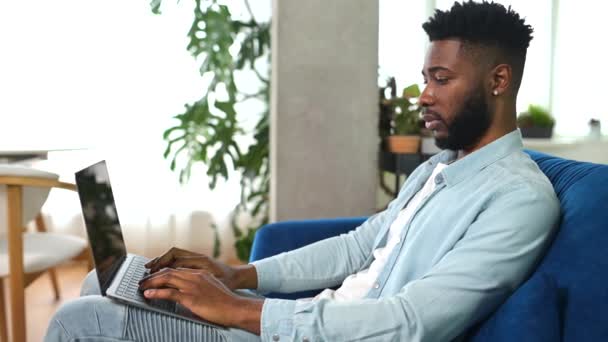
[252,129,560,342]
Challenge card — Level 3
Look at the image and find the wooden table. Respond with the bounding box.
[0,150,50,163]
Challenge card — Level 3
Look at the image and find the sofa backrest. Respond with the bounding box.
[522,150,608,340]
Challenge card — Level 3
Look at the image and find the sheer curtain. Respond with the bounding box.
[0,0,270,261]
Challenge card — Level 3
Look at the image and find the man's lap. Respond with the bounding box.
[45,271,261,342]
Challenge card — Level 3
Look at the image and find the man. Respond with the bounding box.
[45,1,560,341]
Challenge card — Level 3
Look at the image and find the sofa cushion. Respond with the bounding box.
[468,272,561,342]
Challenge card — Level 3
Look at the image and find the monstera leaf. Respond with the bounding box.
[154,0,270,261]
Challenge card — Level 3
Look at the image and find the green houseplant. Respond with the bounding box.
[152,0,270,262]
[517,104,555,138]
[381,81,423,153]
[378,79,424,198]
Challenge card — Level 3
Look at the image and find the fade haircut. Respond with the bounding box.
[422,1,533,93]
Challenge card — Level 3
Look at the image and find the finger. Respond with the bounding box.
[175,267,210,274]
[140,266,200,284]
[143,288,183,303]
[139,269,192,291]
[171,256,210,270]
[148,247,189,272]
[139,267,172,284]
[140,267,184,285]
[148,248,179,272]
[144,257,159,268]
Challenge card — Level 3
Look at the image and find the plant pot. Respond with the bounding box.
[385,135,421,154]
[519,126,553,139]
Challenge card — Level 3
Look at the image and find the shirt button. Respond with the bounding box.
[272,334,280,341]
[374,283,380,289]
[434,174,444,184]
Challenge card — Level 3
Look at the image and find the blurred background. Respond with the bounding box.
[1,0,606,264]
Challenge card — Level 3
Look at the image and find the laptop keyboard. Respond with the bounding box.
[115,256,176,312]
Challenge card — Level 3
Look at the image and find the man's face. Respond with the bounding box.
[420,40,493,150]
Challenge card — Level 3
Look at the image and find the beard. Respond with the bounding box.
[434,89,493,150]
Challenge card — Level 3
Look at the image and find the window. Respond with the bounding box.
[552,0,608,136]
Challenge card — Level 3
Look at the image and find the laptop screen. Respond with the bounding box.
[75,160,127,295]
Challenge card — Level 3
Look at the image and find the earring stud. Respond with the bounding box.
[493,90,499,96]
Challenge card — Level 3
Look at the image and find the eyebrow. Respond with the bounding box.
[421,66,452,76]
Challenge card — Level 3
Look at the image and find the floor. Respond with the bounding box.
[3,262,88,342]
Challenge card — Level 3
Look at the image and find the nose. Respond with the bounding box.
[419,85,435,108]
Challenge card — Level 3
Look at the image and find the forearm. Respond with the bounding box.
[252,214,385,293]
[230,229,374,293]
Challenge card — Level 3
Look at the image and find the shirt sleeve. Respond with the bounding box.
[258,183,560,341]
[251,207,390,294]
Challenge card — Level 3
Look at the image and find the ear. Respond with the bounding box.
[489,64,511,96]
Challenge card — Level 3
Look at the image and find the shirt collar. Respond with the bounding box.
[426,129,524,187]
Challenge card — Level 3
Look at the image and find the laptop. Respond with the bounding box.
[75,160,225,329]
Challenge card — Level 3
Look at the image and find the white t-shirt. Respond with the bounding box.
[315,162,449,301]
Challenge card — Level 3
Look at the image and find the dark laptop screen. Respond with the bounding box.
[75,160,127,295]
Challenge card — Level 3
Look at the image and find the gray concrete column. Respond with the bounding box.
[270,0,379,221]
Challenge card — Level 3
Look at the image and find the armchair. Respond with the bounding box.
[0,166,89,342]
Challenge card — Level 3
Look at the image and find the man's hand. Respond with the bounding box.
[144,247,257,290]
[139,268,263,334]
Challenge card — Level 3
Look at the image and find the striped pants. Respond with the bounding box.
[44,271,261,342]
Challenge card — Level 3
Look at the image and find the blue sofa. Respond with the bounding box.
[249,151,608,341]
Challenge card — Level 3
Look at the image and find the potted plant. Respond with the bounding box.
[517,104,555,138]
[380,81,423,153]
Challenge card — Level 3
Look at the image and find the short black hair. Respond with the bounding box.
[422,1,533,92]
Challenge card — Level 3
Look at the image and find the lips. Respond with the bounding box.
[425,120,442,130]
[422,112,443,131]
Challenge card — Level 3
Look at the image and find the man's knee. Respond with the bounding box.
[80,269,101,296]
[45,296,127,341]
